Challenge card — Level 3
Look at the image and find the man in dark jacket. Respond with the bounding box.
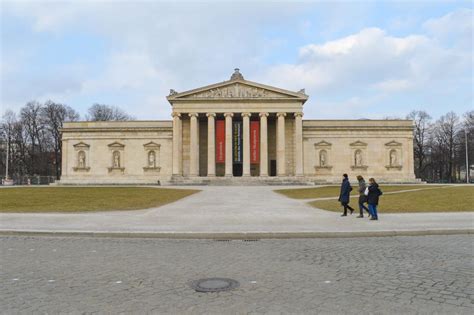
[356,175,370,218]
[338,174,355,216]
[367,178,383,220]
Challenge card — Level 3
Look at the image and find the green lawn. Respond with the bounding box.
[275,185,447,199]
[0,187,199,213]
[308,186,474,213]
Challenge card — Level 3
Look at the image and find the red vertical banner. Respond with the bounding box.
[250,121,260,164]
[215,120,225,163]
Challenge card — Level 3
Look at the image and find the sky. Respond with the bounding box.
[1,0,472,120]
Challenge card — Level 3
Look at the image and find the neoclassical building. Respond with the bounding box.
[60,69,417,185]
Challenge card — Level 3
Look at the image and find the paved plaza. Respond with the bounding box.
[0,186,472,237]
[1,235,473,314]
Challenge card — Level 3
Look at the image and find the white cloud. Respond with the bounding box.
[1,3,472,119]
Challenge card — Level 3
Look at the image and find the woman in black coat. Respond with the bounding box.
[367,178,383,220]
[338,174,355,216]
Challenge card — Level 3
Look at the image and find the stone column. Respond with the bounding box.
[259,112,269,176]
[224,112,233,177]
[277,112,286,176]
[172,112,182,176]
[189,113,199,176]
[242,112,251,177]
[206,113,216,177]
[294,112,304,177]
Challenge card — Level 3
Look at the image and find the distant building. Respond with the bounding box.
[60,69,417,184]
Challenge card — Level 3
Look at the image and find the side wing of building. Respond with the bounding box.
[302,120,416,183]
[60,121,173,184]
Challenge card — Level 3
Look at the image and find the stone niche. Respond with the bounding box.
[72,142,90,172]
[350,140,368,171]
[108,141,125,174]
[314,140,333,174]
[385,140,403,170]
[143,141,161,172]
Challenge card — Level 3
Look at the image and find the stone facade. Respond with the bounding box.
[59,69,417,185]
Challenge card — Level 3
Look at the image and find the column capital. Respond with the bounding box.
[241,112,251,118]
[259,112,269,118]
[188,113,199,118]
[224,112,234,118]
[206,112,216,118]
[277,112,287,117]
[294,112,304,118]
[171,112,181,118]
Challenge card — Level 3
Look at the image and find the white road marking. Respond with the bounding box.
[324,280,331,284]
[115,281,122,284]
[250,281,257,284]
[12,278,19,281]
[48,280,55,283]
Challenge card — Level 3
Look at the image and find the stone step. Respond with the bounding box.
[163,177,314,186]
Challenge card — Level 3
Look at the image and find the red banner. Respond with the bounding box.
[215,120,225,163]
[250,121,260,164]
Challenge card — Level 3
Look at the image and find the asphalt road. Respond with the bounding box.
[1,235,473,314]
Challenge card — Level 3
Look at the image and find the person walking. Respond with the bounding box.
[356,175,370,218]
[338,173,355,216]
[367,178,383,221]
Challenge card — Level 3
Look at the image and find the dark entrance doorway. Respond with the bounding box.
[270,160,277,176]
[233,164,243,177]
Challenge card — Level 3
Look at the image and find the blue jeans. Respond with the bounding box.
[368,204,378,219]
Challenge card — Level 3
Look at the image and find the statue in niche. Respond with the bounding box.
[78,151,86,168]
[355,150,363,166]
[113,151,121,168]
[390,149,398,166]
[148,151,156,168]
[319,150,327,167]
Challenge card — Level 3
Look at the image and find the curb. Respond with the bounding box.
[0,229,472,239]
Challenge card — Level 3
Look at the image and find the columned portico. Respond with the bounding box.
[166,69,309,180]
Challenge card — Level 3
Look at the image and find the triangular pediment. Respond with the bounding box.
[350,140,368,147]
[167,79,308,102]
[108,141,125,148]
[314,140,332,147]
[385,140,402,146]
[143,141,161,148]
[73,141,90,149]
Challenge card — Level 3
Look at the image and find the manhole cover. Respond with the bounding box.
[190,278,239,292]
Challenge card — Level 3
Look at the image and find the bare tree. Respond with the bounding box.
[407,110,432,179]
[41,101,80,179]
[430,112,461,182]
[86,104,134,121]
[20,101,47,175]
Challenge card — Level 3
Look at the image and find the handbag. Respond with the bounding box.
[364,187,369,196]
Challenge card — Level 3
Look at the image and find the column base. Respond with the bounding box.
[207,174,216,177]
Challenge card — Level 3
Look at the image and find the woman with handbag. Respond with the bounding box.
[366,178,383,221]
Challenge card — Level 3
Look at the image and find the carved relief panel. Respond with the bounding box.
[143,142,161,172]
[73,142,90,172]
[189,83,286,99]
[350,141,368,170]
